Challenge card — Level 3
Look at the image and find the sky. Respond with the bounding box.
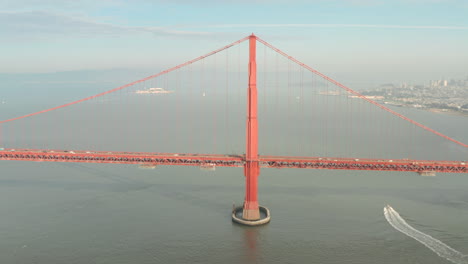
[1,0,468,84]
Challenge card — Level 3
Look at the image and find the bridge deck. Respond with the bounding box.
[0,148,466,173]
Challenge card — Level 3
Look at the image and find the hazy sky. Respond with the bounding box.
[2,0,468,82]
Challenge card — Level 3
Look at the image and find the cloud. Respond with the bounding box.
[1,0,464,10]
[0,0,118,11]
[189,23,468,30]
[0,11,210,41]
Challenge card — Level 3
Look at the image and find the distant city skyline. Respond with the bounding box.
[1,0,468,82]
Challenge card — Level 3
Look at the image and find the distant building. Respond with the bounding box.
[430,80,440,87]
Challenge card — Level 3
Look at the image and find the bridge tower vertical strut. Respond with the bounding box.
[242,34,261,220]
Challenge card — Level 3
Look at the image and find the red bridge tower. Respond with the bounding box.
[243,34,261,220]
[233,34,270,225]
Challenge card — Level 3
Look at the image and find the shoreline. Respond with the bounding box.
[382,101,468,117]
[425,108,468,117]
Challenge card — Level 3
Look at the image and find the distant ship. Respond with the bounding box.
[319,91,341,96]
[135,88,173,94]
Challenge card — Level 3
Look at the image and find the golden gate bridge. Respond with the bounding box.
[0,34,467,225]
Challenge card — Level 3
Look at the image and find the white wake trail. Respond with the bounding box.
[384,205,468,264]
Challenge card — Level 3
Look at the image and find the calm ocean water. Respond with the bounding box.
[1,77,467,264]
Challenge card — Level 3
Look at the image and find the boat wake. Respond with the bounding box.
[384,205,468,264]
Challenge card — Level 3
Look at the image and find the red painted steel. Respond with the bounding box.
[1,33,466,152]
[0,149,466,173]
[259,155,467,173]
[0,33,466,209]
[1,33,467,229]
[246,35,259,161]
[243,34,261,220]
[0,149,244,167]
[256,37,468,149]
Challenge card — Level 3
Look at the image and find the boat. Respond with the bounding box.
[200,163,216,171]
[135,88,173,94]
[138,164,157,169]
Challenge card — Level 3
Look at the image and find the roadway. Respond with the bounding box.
[1,148,466,174]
